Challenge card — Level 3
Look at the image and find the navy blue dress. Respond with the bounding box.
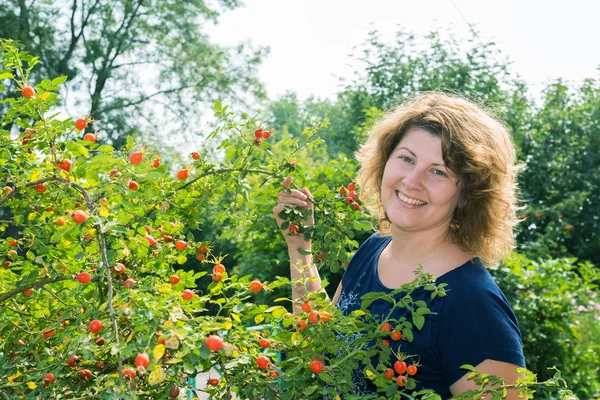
[335,232,525,399]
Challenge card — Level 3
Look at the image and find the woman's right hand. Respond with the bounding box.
[272,177,315,248]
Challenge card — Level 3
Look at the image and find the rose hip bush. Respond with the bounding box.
[0,39,576,399]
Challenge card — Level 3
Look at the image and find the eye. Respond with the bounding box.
[432,169,447,177]
[399,156,413,164]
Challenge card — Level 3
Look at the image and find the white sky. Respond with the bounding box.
[206,0,600,102]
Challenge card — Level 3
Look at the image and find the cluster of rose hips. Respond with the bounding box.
[340,182,360,211]
[74,117,99,142]
[211,262,226,282]
[18,117,96,174]
[39,319,109,382]
[379,321,404,347]
[196,244,210,261]
[106,150,201,192]
[47,331,177,392]
[377,322,418,386]
[253,128,272,146]
[381,359,419,387]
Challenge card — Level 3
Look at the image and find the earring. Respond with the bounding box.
[450,218,461,231]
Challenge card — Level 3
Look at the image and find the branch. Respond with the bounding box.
[216,358,235,399]
[57,0,102,76]
[108,0,145,65]
[142,167,274,219]
[69,0,77,49]
[97,227,124,386]
[0,276,70,304]
[0,175,93,207]
[97,85,201,114]
[111,60,158,69]
[6,303,54,321]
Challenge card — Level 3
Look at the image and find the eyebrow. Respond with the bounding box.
[397,147,446,167]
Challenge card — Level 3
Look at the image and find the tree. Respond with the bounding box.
[514,78,600,265]
[0,0,267,147]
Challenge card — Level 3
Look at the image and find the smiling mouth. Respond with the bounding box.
[395,191,427,206]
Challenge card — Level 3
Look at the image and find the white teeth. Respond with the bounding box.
[396,191,427,206]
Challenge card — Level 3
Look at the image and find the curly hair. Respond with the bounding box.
[355,92,524,267]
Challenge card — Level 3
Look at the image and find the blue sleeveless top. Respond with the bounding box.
[335,232,525,399]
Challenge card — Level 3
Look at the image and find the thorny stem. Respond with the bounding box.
[97,226,123,386]
[217,358,235,399]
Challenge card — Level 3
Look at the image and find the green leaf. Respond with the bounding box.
[233,303,247,313]
[65,140,89,157]
[176,256,187,264]
[297,247,311,255]
[274,297,290,303]
[0,72,13,80]
[266,306,287,318]
[145,171,162,182]
[351,309,366,317]
[386,383,398,396]
[183,360,196,374]
[414,300,427,308]
[416,307,432,315]
[96,145,114,153]
[51,75,68,85]
[40,79,52,90]
[413,314,425,330]
[352,220,372,231]
[402,327,414,343]
[199,346,211,359]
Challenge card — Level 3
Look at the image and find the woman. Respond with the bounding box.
[273,92,526,399]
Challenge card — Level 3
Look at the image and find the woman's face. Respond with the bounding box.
[381,128,461,234]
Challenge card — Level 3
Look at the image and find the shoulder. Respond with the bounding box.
[440,259,507,308]
[435,258,524,347]
[433,259,525,383]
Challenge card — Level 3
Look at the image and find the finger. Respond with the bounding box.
[282,176,292,189]
[301,187,314,206]
[278,191,308,206]
[276,197,308,208]
[278,188,307,199]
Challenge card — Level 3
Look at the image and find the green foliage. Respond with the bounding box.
[515,79,600,265]
[492,253,600,399]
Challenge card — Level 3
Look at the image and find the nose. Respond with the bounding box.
[402,168,425,191]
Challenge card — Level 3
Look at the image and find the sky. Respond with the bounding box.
[205,0,600,102]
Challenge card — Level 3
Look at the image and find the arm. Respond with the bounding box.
[273,178,323,314]
[331,282,343,306]
[287,242,324,314]
[450,359,526,399]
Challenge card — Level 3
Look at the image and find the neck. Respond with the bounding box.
[386,224,455,268]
